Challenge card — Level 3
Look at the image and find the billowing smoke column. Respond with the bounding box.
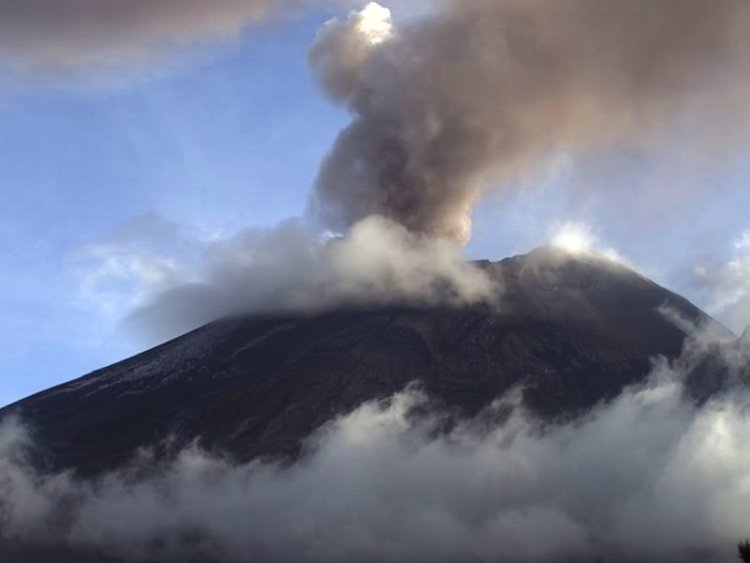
[4,0,749,241]
[309,0,750,243]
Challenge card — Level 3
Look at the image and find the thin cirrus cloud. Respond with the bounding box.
[0,0,356,69]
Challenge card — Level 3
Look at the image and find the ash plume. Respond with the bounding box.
[309,0,750,243]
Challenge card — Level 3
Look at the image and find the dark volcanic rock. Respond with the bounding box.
[0,247,723,476]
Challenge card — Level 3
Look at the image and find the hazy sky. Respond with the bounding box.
[1,1,750,406]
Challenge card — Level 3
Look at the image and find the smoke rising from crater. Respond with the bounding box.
[309,0,750,243]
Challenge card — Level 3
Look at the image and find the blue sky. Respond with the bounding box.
[1,3,750,407]
[0,13,348,404]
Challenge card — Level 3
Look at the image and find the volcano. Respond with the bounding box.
[0,247,728,479]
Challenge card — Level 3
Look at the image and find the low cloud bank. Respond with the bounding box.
[2,332,750,563]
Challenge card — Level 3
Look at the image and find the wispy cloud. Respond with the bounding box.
[0,0,347,70]
[694,229,750,333]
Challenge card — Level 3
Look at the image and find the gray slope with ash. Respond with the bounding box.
[0,247,723,476]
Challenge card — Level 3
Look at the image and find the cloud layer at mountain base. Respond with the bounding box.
[2,334,750,563]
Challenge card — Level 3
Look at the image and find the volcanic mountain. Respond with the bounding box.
[0,247,730,478]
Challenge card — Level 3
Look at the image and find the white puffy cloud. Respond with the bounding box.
[124,215,496,344]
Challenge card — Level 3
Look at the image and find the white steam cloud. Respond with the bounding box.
[2,333,750,562]
[550,221,628,265]
[121,215,495,343]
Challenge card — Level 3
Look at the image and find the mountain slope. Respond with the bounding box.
[0,247,725,476]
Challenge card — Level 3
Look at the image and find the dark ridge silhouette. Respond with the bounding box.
[739,540,750,562]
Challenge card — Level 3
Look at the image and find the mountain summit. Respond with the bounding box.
[0,247,723,476]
